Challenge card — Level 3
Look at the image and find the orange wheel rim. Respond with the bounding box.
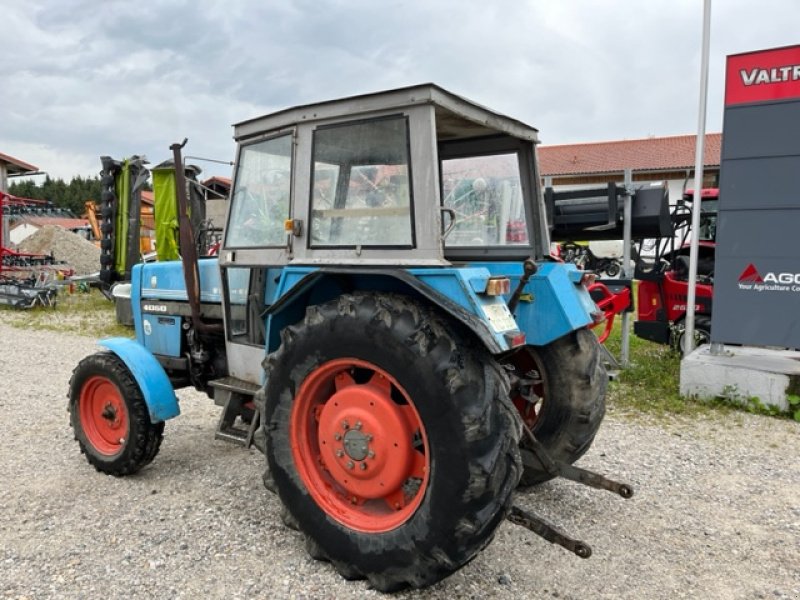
[510,349,545,429]
[289,358,429,533]
[79,376,129,456]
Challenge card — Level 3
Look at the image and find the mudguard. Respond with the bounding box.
[98,338,180,422]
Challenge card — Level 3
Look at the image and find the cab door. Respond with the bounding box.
[219,131,294,385]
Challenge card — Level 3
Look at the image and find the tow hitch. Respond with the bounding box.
[509,422,634,557]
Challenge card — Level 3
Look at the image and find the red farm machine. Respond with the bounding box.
[633,188,717,350]
[548,184,718,351]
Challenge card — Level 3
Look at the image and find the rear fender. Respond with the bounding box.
[98,338,180,422]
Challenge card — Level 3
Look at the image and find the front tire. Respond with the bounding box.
[604,261,621,278]
[68,352,164,476]
[674,316,711,355]
[258,293,521,592]
[508,329,607,486]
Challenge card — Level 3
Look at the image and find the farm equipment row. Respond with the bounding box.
[0,190,70,308]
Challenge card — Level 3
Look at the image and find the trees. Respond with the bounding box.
[9,175,103,215]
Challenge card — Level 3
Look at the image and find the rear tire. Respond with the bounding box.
[258,293,521,592]
[68,352,164,476]
[508,329,606,487]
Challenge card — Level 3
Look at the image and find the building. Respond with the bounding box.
[202,176,231,229]
[539,133,722,202]
[0,152,39,193]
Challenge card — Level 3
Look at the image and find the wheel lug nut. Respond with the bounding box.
[359,462,367,471]
[347,461,355,470]
[355,421,362,430]
[368,450,375,459]
[334,433,342,441]
[336,450,344,458]
[366,434,373,442]
[342,420,349,430]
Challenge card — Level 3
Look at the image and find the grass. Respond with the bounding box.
[602,320,729,420]
[602,319,800,422]
[0,288,134,339]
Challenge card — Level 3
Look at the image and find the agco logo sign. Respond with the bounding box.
[738,263,800,292]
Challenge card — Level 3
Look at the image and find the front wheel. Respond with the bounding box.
[68,352,164,476]
[604,261,621,278]
[259,293,521,592]
[674,316,711,355]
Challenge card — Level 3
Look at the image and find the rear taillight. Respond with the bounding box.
[505,331,526,347]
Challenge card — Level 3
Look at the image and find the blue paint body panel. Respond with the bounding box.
[265,261,596,350]
[98,337,180,423]
[124,257,597,402]
[138,259,223,304]
[141,315,183,357]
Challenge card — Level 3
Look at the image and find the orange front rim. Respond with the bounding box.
[290,358,429,533]
[79,375,129,456]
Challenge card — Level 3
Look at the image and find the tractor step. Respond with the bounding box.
[209,376,261,402]
[209,377,261,448]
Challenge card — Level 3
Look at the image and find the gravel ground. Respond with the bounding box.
[0,320,798,599]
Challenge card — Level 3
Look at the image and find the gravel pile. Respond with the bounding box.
[18,225,101,275]
[0,318,798,599]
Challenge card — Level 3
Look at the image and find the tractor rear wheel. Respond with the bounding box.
[508,329,606,486]
[68,352,164,476]
[259,293,521,592]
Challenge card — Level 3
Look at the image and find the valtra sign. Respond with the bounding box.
[726,45,800,106]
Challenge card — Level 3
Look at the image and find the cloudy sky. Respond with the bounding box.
[2,0,799,181]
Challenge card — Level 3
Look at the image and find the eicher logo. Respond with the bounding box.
[738,263,800,292]
[740,65,800,86]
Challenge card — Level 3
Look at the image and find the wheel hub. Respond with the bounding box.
[79,376,128,456]
[317,374,415,499]
[290,358,429,533]
[343,429,369,461]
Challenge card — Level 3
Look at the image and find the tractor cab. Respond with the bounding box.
[224,83,546,267]
[217,84,569,383]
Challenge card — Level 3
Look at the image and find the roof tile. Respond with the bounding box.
[539,133,721,176]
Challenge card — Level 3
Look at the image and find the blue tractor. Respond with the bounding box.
[68,84,630,591]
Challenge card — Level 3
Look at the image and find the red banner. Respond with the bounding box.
[726,45,800,106]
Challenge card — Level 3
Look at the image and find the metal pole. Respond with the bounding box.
[620,169,633,367]
[685,0,712,354]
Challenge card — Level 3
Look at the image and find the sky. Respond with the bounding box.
[2,0,799,182]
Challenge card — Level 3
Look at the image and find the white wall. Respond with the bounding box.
[9,223,38,245]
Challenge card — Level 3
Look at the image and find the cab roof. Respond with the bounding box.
[233,83,539,144]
